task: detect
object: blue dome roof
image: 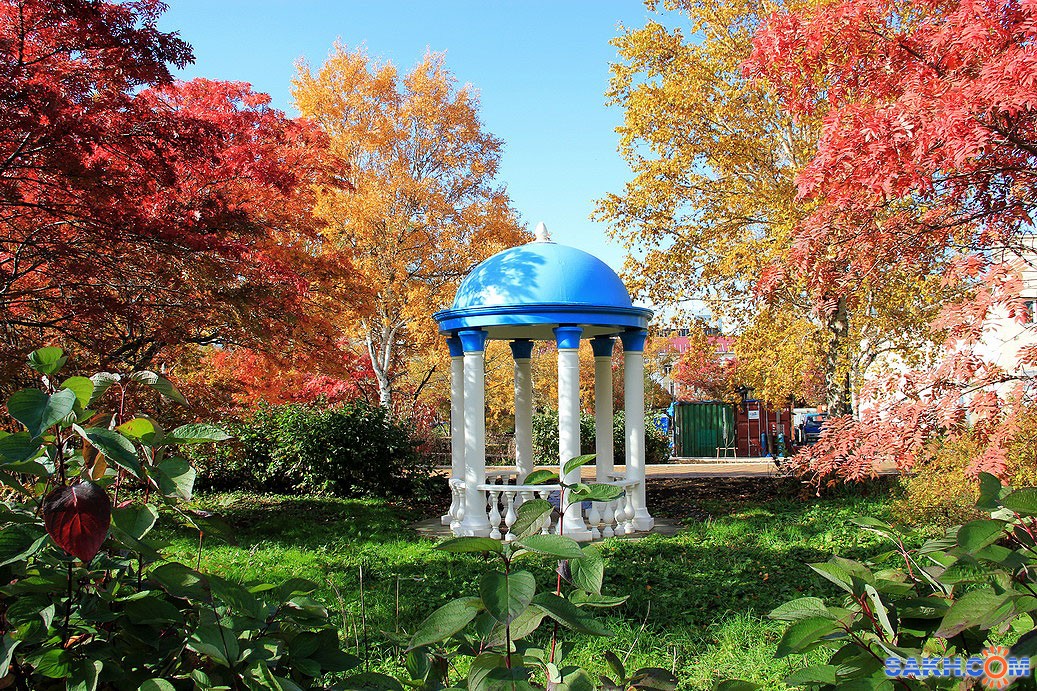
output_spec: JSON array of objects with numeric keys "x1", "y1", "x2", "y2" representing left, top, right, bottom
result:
[
  {"x1": 433, "y1": 237, "x2": 652, "y2": 340},
  {"x1": 452, "y1": 242, "x2": 632, "y2": 310}
]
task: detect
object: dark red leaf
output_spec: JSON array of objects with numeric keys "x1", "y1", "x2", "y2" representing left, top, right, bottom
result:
[{"x1": 43, "y1": 482, "x2": 112, "y2": 562}]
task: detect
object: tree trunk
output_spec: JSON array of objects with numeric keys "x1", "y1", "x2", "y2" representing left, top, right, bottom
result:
[{"x1": 824, "y1": 295, "x2": 852, "y2": 416}]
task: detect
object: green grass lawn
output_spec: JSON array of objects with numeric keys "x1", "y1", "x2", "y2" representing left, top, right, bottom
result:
[{"x1": 163, "y1": 481, "x2": 900, "y2": 689}]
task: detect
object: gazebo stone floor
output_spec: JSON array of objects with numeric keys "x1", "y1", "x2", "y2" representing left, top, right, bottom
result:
[{"x1": 411, "y1": 515, "x2": 683, "y2": 541}]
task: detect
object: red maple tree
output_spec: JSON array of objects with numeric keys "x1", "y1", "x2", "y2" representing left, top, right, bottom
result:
[
  {"x1": 0, "y1": 0, "x2": 342, "y2": 385},
  {"x1": 744, "y1": 0, "x2": 1037, "y2": 484}
]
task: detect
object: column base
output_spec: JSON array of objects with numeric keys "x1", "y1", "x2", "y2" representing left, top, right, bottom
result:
[
  {"x1": 633, "y1": 510, "x2": 654, "y2": 532},
  {"x1": 563, "y1": 526, "x2": 595, "y2": 542},
  {"x1": 458, "y1": 520, "x2": 491, "y2": 537},
  {"x1": 440, "y1": 514, "x2": 452, "y2": 526}
]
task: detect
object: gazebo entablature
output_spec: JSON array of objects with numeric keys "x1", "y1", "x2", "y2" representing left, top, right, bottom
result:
[{"x1": 433, "y1": 224, "x2": 654, "y2": 542}]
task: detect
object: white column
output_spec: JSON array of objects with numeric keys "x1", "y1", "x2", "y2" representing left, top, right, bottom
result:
[
  {"x1": 591, "y1": 337, "x2": 615, "y2": 483},
  {"x1": 555, "y1": 326, "x2": 592, "y2": 541},
  {"x1": 621, "y1": 330, "x2": 654, "y2": 531},
  {"x1": 458, "y1": 329, "x2": 491, "y2": 537},
  {"x1": 511, "y1": 340, "x2": 534, "y2": 482},
  {"x1": 443, "y1": 337, "x2": 465, "y2": 525}
]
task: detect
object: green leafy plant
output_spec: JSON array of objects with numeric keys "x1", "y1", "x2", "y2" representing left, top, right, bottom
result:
[
  {"x1": 398, "y1": 454, "x2": 678, "y2": 690},
  {"x1": 721, "y1": 473, "x2": 1037, "y2": 689},
  {"x1": 190, "y1": 402, "x2": 436, "y2": 501},
  {"x1": 0, "y1": 347, "x2": 368, "y2": 690}
]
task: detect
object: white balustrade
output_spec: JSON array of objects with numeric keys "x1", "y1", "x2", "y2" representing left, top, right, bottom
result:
[{"x1": 452, "y1": 477, "x2": 646, "y2": 542}]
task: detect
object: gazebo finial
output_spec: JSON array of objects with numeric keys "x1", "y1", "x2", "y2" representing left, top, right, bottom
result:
[{"x1": 533, "y1": 221, "x2": 551, "y2": 243}]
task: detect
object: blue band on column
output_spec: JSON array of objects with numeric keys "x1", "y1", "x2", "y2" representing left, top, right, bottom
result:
[
  {"x1": 620, "y1": 329, "x2": 648, "y2": 352},
  {"x1": 553, "y1": 326, "x2": 583, "y2": 350},
  {"x1": 590, "y1": 336, "x2": 615, "y2": 358},
  {"x1": 458, "y1": 329, "x2": 489, "y2": 353},
  {"x1": 446, "y1": 336, "x2": 463, "y2": 357},
  {"x1": 510, "y1": 339, "x2": 534, "y2": 359}
]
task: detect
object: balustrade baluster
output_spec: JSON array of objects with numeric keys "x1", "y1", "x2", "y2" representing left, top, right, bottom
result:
[
  {"x1": 602, "y1": 499, "x2": 616, "y2": 538},
  {"x1": 623, "y1": 490, "x2": 636, "y2": 534},
  {"x1": 488, "y1": 489, "x2": 502, "y2": 540},
  {"x1": 537, "y1": 490, "x2": 552, "y2": 534},
  {"x1": 587, "y1": 502, "x2": 601, "y2": 540},
  {"x1": 503, "y1": 493, "x2": 517, "y2": 541}
]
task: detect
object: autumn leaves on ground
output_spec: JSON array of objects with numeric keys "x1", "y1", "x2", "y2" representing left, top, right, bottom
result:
[{"x1": 2, "y1": 0, "x2": 1037, "y2": 689}]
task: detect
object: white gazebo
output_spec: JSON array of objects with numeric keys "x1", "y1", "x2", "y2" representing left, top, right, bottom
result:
[{"x1": 433, "y1": 224, "x2": 654, "y2": 542}]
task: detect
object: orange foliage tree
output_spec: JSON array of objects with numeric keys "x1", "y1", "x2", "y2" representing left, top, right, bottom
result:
[{"x1": 292, "y1": 46, "x2": 525, "y2": 413}]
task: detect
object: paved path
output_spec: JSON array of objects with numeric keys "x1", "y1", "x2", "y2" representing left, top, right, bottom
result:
[
  {"x1": 436, "y1": 460, "x2": 899, "y2": 479},
  {"x1": 435, "y1": 460, "x2": 783, "y2": 479}
]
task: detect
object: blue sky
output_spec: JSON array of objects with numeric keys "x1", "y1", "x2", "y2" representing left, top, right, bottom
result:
[{"x1": 157, "y1": 1, "x2": 666, "y2": 275}]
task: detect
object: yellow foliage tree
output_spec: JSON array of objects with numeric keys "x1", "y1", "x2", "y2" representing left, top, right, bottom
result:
[
  {"x1": 596, "y1": 0, "x2": 952, "y2": 415},
  {"x1": 292, "y1": 46, "x2": 525, "y2": 411}
]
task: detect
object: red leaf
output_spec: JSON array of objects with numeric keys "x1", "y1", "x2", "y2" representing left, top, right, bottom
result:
[{"x1": 43, "y1": 482, "x2": 112, "y2": 562}]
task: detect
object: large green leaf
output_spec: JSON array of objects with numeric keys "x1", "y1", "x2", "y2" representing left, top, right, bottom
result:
[
  {"x1": 166, "y1": 423, "x2": 231, "y2": 444},
  {"x1": 516, "y1": 534, "x2": 584, "y2": 559},
  {"x1": 562, "y1": 453, "x2": 597, "y2": 477},
  {"x1": 437, "y1": 536, "x2": 503, "y2": 554},
  {"x1": 486, "y1": 603, "x2": 547, "y2": 646},
  {"x1": 783, "y1": 665, "x2": 838, "y2": 686},
  {"x1": 88, "y1": 373, "x2": 121, "y2": 406},
  {"x1": 155, "y1": 457, "x2": 196, "y2": 500},
  {"x1": 138, "y1": 680, "x2": 176, "y2": 691},
  {"x1": 1002, "y1": 487, "x2": 1037, "y2": 516},
  {"x1": 936, "y1": 589, "x2": 1013, "y2": 637},
  {"x1": 628, "y1": 667, "x2": 678, "y2": 690},
  {"x1": 569, "y1": 483, "x2": 625, "y2": 503},
  {"x1": 8, "y1": 388, "x2": 76, "y2": 438},
  {"x1": 570, "y1": 545, "x2": 604, "y2": 594},
  {"x1": 769, "y1": 597, "x2": 836, "y2": 622},
  {"x1": 0, "y1": 431, "x2": 42, "y2": 463},
  {"x1": 112, "y1": 503, "x2": 159, "y2": 541},
  {"x1": 468, "y1": 653, "x2": 532, "y2": 691},
  {"x1": 569, "y1": 590, "x2": 628, "y2": 608},
  {"x1": 976, "y1": 472, "x2": 1004, "y2": 510},
  {"x1": 510, "y1": 499, "x2": 553, "y2": 539},
  {"x1": 129, "y1": 371, "x2": 188, "y2": 406},
  {"x1": 957, "y1": 519, "x2": 1007, "y2": 551},
  {"x1": 774, "y1": 617, "x2": 839, "y2": 658},
  {"x1": 481, "y1": 570, "x2": 536, "y2": 625},
  {"x1": 74, "y1": 426, "x2": 141, "y2": 479},
  {"x1": 60, "y1": 377, "x2": 94, "y2": 409},
  {"x1": 0, "y1": 525, "x2": 47, "y2": 567},
  {"x1": 188, "y1": 624, "x2": 239, "y2": 667},
  {"x1": 27, "y1": 346, "x2": 67, "y2": 375},
  {"x1": 116, "y1": 417, "x2": 159, "y2": 443},
  {"x1": 523, "y1": 469, "x2": 559, "y2": 485},
  {"x1": 409, "y1": 597, "x2": 483, "y2": 650},
  {"x1": 532, "y1": 592, "x2": 612, "y2": 636}
]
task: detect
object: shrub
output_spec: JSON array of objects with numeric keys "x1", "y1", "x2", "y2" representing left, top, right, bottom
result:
[
  {"x1": 0, "y1": 347, "x2": 367, "y2": 689},
  {"x1": 723, "y1": 473, "x2": 1037, "y2": 690},
  {"x1": 192, "y1": 401, "x2": 437, "y2": 501},
  {"x1": 894, "y1": 406, "x2": 1037, "y2": 527},
  {"x1": 531, "y1": 409, "x2": 671, "y2": 467}
]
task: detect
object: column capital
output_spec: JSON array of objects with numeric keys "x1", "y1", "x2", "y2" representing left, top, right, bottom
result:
[
  {"x1": 509, "y1": 339, "x2": 534, "y2": 360},
  {"x1": 620, "y1": 329, "x2": 648, "y2": 352},
  {"x1": 458, "y1": 329, "x2": 489, "y2": 353},
  {"x1": 590, "y1": 336, "x2": 615, "y2": 358},
  {"x1": 446, "y1": 335, "x2": 464, "y2": 357},
  {"x1": 553, "y1": 325, "x2": 583, "y2": 350}
]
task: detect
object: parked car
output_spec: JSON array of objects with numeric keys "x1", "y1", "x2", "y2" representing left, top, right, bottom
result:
[{"x1": 798, "y1": 413, "x2": 828, "y2": 444}]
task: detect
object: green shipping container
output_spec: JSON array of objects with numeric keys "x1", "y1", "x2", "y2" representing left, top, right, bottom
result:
[{"x1": 673, "y1": 402, "x2": 737, "y2": 458}]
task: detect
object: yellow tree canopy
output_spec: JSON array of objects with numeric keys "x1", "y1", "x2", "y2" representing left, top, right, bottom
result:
[{"x1": 292, "y1": 46, "x2": 525, "y2": 411}]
